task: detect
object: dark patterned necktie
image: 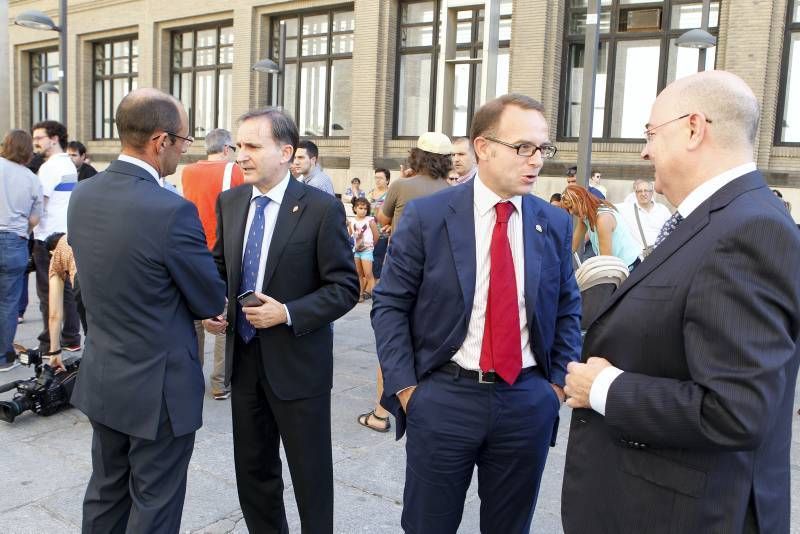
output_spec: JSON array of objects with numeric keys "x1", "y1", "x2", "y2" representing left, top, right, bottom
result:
[
  {"x1": 238, "y1": 196, "x2": 270, "y2": 343},
  {"x1": 479, "y1": 201, "x2": 522, "y2": 384},
  {"x1": 653, "y1": 211, "x2": 684, "y2": 249}
]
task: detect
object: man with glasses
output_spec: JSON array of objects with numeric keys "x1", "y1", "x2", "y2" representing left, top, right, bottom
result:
[
  {"x1": 562, "y1": 71, "x2": 800, "y2": 533},
  {"x1": 67, "y1": 88, "x2": 225, "y2": 533},
  {"x1": 181, "y1": 128, "x2": 243, "y2": 400},
  {"x1": 616, "y1": 178, "x2": 671, "y2": 256},
  {"x1": 373, "y1": 93, "x2": 581, "y2": 532}
]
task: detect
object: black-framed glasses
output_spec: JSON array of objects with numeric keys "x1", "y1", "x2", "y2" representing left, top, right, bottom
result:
[
  {"x1": 483, "y1": 136, "x2": 558, "y2": 159},
  {"x1": 154, "y1": 131, "x2": 194, "y2": 146},
  {"x1": 226, "y1": 144, "x2": 237, "y2": 152},
  {"x1": 643, "y1": 113, "x2": 712, "y2": 142}
]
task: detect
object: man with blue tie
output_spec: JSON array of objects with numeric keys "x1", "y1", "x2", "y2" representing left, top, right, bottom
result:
[
  {"x1": 372, "y1": 94, "x2": 582, "y2": 533},
  {"x1": 204, "y1": 108, "x2": 359, "y2": 533}
]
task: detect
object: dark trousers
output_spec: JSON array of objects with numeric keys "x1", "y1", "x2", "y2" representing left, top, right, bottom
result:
[
  {"x1": 402, "y1": 366, "x2": 560, "y2": 534},
  {"x1": 372, "y1": 235, "x2": 389, "y2": 279},
  {"x1": 231, "y1": 337, "x2": 333, "y2": 534},
  {"x1": 82, "y1": 399, "x2": 195, "y2": 534},
  {"x1": 32, "y1": 240, "x2": 81, "y2": 348}
]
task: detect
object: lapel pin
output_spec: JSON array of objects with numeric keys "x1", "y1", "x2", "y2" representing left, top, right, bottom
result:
[
  {"x1": 535, "y1": 224, "x2": 543, "y2": 233},
  {"x1": 292, "y1": 205, "x2": 299, "y2": 213}
]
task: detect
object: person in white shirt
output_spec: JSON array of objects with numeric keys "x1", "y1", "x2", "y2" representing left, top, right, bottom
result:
[
  {"x1": 615, "y1": 178, "x2": 672, "y2": 255},
  {"x1": 30, "y1": 120, "x2": 81, "y2": 353}
]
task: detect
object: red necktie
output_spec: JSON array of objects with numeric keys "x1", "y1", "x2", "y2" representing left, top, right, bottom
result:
[{"x1": 479, "y1": 201, "x2": 522, "y2": 384}]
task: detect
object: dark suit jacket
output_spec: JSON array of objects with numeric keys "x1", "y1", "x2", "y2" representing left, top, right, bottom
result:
[
  {"x1": 67, "y1": 159, "x2": 226, "y2": 440},
  {"x1": 562, "y1": 171, "x2": 800, "y2": 534},
  {"x1": 372, "y1": 182, "x2": 582, "y2": 439},
  {"x1": 213, "y1": 178, "x2": 359, "y2": 399}
]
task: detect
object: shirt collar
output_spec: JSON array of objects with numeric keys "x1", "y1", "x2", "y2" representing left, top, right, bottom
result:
[
  {"x1": 677, "y1": 162, "x2": 757, "y2": 218},
  {"x1": 251, "y1": 171, "x2": 291, "y2": 205},
  {"x1": 473, "y1": 173, "x2": 522, "y2": 217},
  {"x1": 118, "y1": 154, "x2": 163, "y2": 186}
]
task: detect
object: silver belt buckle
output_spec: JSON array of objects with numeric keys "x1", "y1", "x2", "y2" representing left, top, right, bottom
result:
[{"x1": 478, "y1": 370, "x2": 495, "y2": 384}]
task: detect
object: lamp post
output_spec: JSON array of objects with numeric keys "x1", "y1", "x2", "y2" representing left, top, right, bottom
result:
[
  {"x1": 675, "y1": 0, "x2": 716, "y2": 72},
  {"x1": 252, "y1": 21, "x2": 286, "y2": 108},
  {"x1": 576, "y1": 0, "x2": 601, "y2": 188},
  {"x1": 15, "y1": 1, "x2": 67, "y2": 126}
]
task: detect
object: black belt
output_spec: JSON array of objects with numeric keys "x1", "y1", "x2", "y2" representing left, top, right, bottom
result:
[{"x1": 436, "y1": 362, "x2": 537, "y2": 384}]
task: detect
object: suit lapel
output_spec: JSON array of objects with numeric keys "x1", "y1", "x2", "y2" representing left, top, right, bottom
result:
[
  {"x1": 228, "y1": 186, "x2": 252, "y2": 295},
  {"x1": 445, "y1": 185, "x2": 477, "y2": 324},
  {"x1": 522, "y1": 196, "x2": 546, "y2": 330},
  {"x1": 261, "y1": 179, "x2": 306, "y2": 291}
]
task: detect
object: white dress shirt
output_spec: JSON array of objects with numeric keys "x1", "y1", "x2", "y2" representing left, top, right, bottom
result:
[
  {"x1": 451, "y1": 174, "x2": 536, "y2": 370},
  {"x1": 589, "y1": 161, "x2": 758, "y2": 415},
  {"x1": 118, "y1": 154, "x2": 164, "y2": 187},
  {"x1": 616, "y1": 201, "x2": 673, "y2": 249},
  {"x1": 242, "y1": 172, "x2": 293, "y2": 325}
]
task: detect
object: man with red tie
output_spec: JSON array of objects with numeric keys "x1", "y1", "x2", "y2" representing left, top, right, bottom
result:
[{"x1": 372, "y1": 94, "x2": 581, "y2": 533}]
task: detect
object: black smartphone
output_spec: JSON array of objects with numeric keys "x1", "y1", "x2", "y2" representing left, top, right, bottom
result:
[{"x1": 237, "y1": 290, "x2": 262, "y2": 307}]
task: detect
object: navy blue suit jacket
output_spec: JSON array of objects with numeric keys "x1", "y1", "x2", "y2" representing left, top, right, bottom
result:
[
  {"x1": 68, "y1": 160, "x2": 226, "y2": 440},
  {"x1": 372, "y1": 181, "x2": 582, "y2": 439},
  {"x1": 562, "y1": 171, "x2": 800, "y2": 533}
]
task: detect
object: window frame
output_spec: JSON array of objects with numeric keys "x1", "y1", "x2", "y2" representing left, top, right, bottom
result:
[
  {"x1": 775, "y1": 0, "x2": 800, "y2": 146},
  {"x1": 267, "y1": 5, "x2": 355, "y2": 139},
  {"x1": 169, "y1": 21, "x2": 234, "y2": 140},
  {"x1": 393, "y1": 1, "x2": 511, "y2": 139},
  {"x1": 92, "y1": 35, "x2": 139, "y2": 140},
  {"x1": 29, "y1": 47, "x2": 59, "y2": 127},
  {"x1": 558, "y1": 0, "x2": 720, "y2": 143}
]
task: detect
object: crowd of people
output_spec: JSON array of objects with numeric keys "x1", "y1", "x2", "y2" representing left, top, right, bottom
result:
[{"x1": 0, "y1": 69, "x2": 798, "y2": 534}]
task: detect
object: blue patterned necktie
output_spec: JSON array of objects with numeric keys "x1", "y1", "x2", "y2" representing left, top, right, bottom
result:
[
  {"x1": 238, "y1": 196, "x2": 270, "y2": 343},
  {"x1": 653, "y1": 211, "x2": 684, "y2": 249}
]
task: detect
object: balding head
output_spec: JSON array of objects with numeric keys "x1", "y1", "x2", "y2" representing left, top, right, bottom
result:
[
  {"x1": 658, "y1": 70, "x2": 759, "y2": 150},
  {"x1": 116, "y1": 88, "x2": 186, "y2": 150}
]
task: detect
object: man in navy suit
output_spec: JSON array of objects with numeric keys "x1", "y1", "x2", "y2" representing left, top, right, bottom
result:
[
  {"x1": 562, "y1": 71, "x2": 800, "y2": 533},
  {"x1": 372, "y1": 94, "x2": 582, "y2": 533},
  {"x1": 68, "y1": 88, "x2": 226, "y2": 533}
]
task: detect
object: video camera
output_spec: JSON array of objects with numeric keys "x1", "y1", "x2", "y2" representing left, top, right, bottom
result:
[{"x1": 0, "y1": 344, "x2": 80, "y2": 423}]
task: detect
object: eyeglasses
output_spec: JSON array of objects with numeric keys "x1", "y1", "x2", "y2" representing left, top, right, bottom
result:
[
  {"x1": 483, "y1": 136, "x2": 558, "y2": 159},
  {"x1": 643, "y1": 113, "x2": 712, "y2": 142},
  {"x1": 635, "y1": 189, "x2": 653, "y2": 194},
  {"x1": 154, "y1": 131, "x2": 195, "y2": 146},
  {"x1": 226, "y1": 144, "x2": 237, "y2": 152}
]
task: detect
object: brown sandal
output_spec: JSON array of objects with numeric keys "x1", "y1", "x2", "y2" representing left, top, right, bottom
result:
[{"x1": 357, "y1": 410, "x2": 391, "y2": 433}]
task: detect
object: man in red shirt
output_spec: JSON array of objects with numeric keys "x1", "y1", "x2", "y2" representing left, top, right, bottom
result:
[{"x1": 182, "y1": 128, "x2": 243, "y2": 399}]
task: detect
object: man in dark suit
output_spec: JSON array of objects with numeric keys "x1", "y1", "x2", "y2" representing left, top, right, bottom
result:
[
  {"x1": 203, "y1": 108, "x2": 358, "y2": 533},
  {"x1": 372, "y1": 94, "x2": 582, "y2": 533},
  {"x1": 67, "y1": 88, "x2": 226, "y2": 533},
  {"x1": 562, "y1": 71, "x2": 800, "y2": 533}
]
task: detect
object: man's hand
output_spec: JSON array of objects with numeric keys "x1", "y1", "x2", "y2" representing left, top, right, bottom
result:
[
  {"x1": 397, "y1": 386, "x2": 417, "y2": 413},
  {"x1": 203, "y1": 315, "x2": 227, "y2": 335},
  {"x1": 380, "y1": 224, "x2": 392, "y2": 235},
  {"x1": 49, "y1": 354, "x2": 66, "y2": 373},
  {"x1": 242, "y1": 292, "x2": 288, "y2": 329},
  {"x1": 551, "y1": 383, "x2": 566, "y2": 404},
  {"x1": 564, "y1": 357, "x2": 612, "y2": 409}
]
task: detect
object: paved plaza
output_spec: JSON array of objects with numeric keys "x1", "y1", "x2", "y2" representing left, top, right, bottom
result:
[{"x1": 2, "y1": 279, "x2": 800, "y2": 533}]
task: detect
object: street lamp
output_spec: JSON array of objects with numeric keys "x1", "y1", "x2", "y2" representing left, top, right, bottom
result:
[
  {"x1": 15, "y1": 1, "x2": 67, "y2": 125},
  {"x1": 252, "y1": 21, "x2": 286, "y2": 108},
  {"x1": 37, "y1": 82, "x2": 60, "y2": 94},
  {"x1": 675, "y1": 0, "x2": 716, "y2": 72}
]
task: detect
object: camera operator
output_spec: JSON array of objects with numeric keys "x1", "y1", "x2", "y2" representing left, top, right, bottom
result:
[{"x1": 45, "y1": 232, "x2": 83, "y2": 371}]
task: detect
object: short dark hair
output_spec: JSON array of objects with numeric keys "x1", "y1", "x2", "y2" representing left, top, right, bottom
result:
[
  {"x1": 470, "y1": 93, "x2": 545, "y2": 142},
  {"x1": 550, "y1": 193, "x2": 562, "y2": 203},
  {"x1": 351, "y1": 177, "x2": 361, "y2": 184},
  {"x1": 238, "y1": 107, "x2": 299, "y2": 156},
  {"x1": 67, "y1": 141, "x2": 87, "y2": 156},
  {"x1": 31, "y1": 120, "x2": 68, "y2": 149},
  {"x1": 374, "y1": 168, "x2": 391, "y2": 184},
  {"x1": 297, "y1": 139, "x2": 319, "y2": 160},
  {"x1": 591, "y1": 169, "x2": 600, "y2": 176},
  {"x1": 352, "y1": 197, "x2": 370, "y2": 211},
  {"x1": 116, "y1": 90, "x2": 183, "y2": 150},
  {"x1": 406, "y1": 147, "x2": 452, "y2": 181},
  {"x1": 1, "y1": 129, "x2": 34, "y2": 165},
  {"x1": 566, "y1": 166, "x2": 577, "y2": 176}
]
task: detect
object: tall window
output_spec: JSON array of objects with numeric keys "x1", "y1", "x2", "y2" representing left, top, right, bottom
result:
[
  {"x1": 171, "y1": 24, "x2": 234, "y2": 139},
  {"x1": 269, "y1": 9, "x2": 355, "y2": 137},
  {"x1": 94, "y1": 37, "x2": 139, "y2": 139},
  {"x1": 561, "y1": 0, "x2": 718, "y2": 140},
  {"x1": 395, "y1": 0, "x2": 512, "y2": 138},
  {"x1": 778, "y1": 0, "x2": 800, "y2": 143},
  {"x1": 30, "y1": 49, "x2": 59, "y2": 125}
]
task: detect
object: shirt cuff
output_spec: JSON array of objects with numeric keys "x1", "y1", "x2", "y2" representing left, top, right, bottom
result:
[
  {"x1": 283, "y1": 305, "x2": 292, "y2": 326},
  {"x1": 589, "y1": 366, "x2": 624, "y2": 416}
]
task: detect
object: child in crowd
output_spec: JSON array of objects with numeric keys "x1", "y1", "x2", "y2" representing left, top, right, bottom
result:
[{"x1": 349, "y1": 197, "x2": 379, "y2": 303}]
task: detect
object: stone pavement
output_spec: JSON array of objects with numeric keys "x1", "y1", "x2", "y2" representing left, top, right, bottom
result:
[{"x1": 2, "y1": 278, "x2": 800, "y2": 533}]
